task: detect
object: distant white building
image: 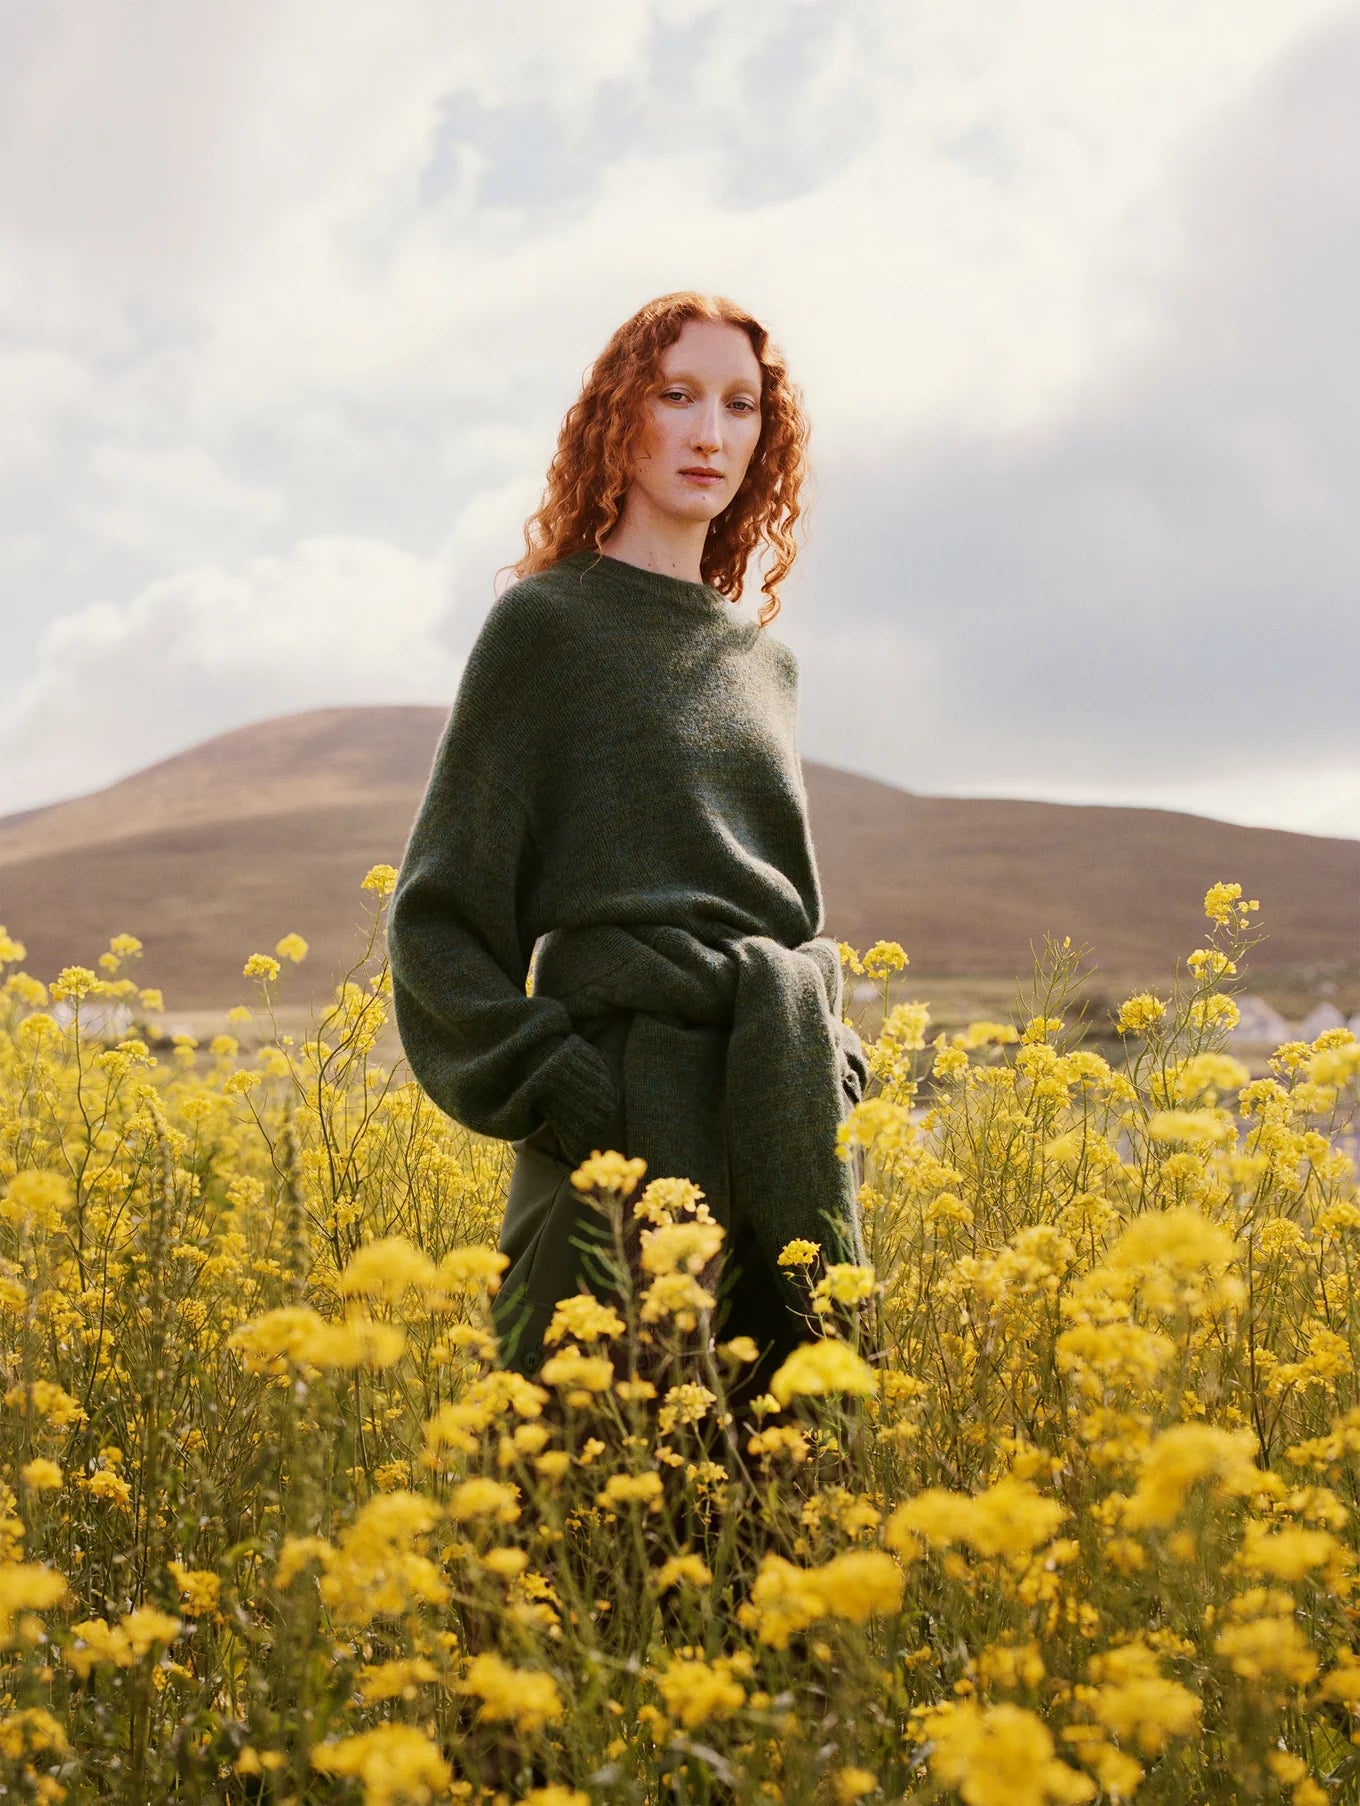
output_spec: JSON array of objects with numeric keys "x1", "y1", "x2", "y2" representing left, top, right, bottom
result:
[
  {"x1": 49, "y1": 999, "x2": 135, "y2": 1040},
  {"x1": 1298, "y1": 1001, "x2": 1347, "y2": 1040},
  {"x1": 1228, "y1": 994, "x2": 1294, "y2": 1051}
]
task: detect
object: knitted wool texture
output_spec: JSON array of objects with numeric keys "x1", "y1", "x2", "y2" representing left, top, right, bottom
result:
[{"x1": 388, "y1": 550, "x2": 868, "y2": 1310}]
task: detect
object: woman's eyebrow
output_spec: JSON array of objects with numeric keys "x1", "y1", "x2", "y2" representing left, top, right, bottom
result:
[{"x1": 660, "y1": 370, "x2": 760, "y2": 393}]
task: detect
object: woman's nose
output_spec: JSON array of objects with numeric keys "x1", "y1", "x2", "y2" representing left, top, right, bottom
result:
[{"x1": 692, "y1": 409, "x2": 722, "y2": 452}]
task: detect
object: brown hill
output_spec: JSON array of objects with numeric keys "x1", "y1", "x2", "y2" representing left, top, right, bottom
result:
[{"x1": 1, "y1": 705, "x2": 1356, "y2": 1013}]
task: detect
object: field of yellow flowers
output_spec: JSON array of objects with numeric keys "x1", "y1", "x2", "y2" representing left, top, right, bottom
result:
[{"x1": 0, "y1": 872, "x2": 1358, "y2": 1805}]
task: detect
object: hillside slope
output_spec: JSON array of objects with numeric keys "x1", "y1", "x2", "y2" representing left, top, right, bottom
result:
[{"x1": 1, "y1": 706, "x2": 1356, "y2": 1009}]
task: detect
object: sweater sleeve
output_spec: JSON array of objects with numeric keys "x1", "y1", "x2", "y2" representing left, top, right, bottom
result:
[
  {"x1": 387, "y1": 615, "x2": 620, "y2": 1163},
  {"x1": 837, "y1": 1017, "x2": 869, "y2": 1106}
]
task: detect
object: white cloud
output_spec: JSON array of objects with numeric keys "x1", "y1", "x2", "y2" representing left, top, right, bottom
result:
[
  {"x1": 0, "y1": 536, "x2": 457, "y2": 812},
  {"x1": 80, "y1": 443, "x2": 285, "y2": 556},
  {"x1": 0, "y1": 0, "x2": 1356, "y2": 840},
  {"x1": 0, "y1": 347, "x2": 89, "y2": 473}
]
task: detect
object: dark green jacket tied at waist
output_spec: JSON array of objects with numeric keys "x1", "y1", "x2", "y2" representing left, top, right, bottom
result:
[
  {"x1": 531, "y1": 919, "x2": 867, "y2": 1262},
  {"x1": 387, "y1": 548, "x2": 868, "y2": 1360}
]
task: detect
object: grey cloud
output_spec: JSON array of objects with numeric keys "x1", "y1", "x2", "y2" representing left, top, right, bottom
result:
[{"x1": 789, "y1": 10, "x2": 1360, "y2": 807}]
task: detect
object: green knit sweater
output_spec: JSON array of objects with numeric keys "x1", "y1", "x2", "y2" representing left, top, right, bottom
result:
[{"x1": 388, "y1": 549, "x2": 868, "y2": 1307}]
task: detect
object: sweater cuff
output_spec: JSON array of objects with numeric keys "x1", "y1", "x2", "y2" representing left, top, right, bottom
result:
[
  {"x1": 838, "y1": 1019, "x2": 870, "y2": 1106},
  {"x1": 540, "y1": 1033, "x2": 621, "y2": 1168}
]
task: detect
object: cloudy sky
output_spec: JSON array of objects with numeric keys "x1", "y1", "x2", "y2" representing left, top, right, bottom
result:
[{"x1": 2, "y1": 0, "x2": 1357, "y2": 837}]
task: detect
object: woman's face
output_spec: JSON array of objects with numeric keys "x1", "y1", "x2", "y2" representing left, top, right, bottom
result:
[{"x1": 626, "y1": 319, "x2": 764, "y2": 528}]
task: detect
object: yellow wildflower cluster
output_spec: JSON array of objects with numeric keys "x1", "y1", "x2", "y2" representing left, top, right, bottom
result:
[{"x1": 0, "y1": 882, "x2": 1351, "y2": 1799}]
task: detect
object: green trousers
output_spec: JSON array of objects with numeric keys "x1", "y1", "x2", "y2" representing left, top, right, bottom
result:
[{"x1": 490, "y1": 1008, "x2": 812, "y2": 1397}]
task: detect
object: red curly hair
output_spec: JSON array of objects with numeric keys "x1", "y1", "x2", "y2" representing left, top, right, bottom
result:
[{"x1": 500, "y1": 291, "x2": 810, "y2": 627}]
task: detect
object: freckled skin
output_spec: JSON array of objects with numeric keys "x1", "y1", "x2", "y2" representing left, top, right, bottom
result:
[{"x1": 600, "y1": 318, "x2": 764, "y2": 585}]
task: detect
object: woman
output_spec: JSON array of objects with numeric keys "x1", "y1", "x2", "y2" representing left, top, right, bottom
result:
[{"x1": 387, "y1": 290, "x2": 868, "y2": 1404}]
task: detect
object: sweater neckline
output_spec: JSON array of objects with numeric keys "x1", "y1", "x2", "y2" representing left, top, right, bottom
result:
[{"x1": 556, "y1": 549, "x2": 733, "y2": 618}]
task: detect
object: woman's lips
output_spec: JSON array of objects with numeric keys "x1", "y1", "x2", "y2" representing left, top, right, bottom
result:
[{"x1": 681, "y1": 471, "x2": 722, "y2": 484}]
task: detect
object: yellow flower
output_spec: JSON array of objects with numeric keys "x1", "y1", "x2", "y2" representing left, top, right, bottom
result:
[
  {"x1": 434, "y1": 1245, "x2": 509, "y2": 1293},
  {"x1": 654, "y1": 1654, "x2": 746, "y2": 1728},
  {"x1": 1213, "y1": 1613, "x2": 1318, "y2": 1688},
  {"x1": 880, "y1": 1000, "x2": 931, "y2": 1051},
  {"x1": 863, "y1": 940, "x2": 909, "y2": 980},
  {"x1": 1121, "y1": 1424, "x2": 1261, "y2": 1530},
  {"x1": 1080, "y1": 1640, "x2": 1201, "y2": 1755},
  {"x1": 50, "y1": 965, "x2": 101, "y2": 1001},
  {"x1": 1236, "y1": 1520, "x2": 1346, "y2": 1582},
  {"x1": 319, "y1": 1494, "x2": 447, "y2": 1627},
  {"x1": 769, "y1": 1339, "x2": 877, "y2": 1405},
  {"x1": 1145, "y1": 1108, "x2": 1236, "y2": 1147},
  {"x1": 1187, "y1": 947, "x2": 1236, "y2": 982},
  {"x1": 1116, "y1": 993, "x2": 1167, "y2": 1036},
  {"x1": 539, "y1": 1345, "x2": 614, "y2": 1393},
  {"x1": 273, "y1": 1536, "x2": 332, "y2": 1589},
  {"x1": 355, "y1": 1657, "x2": 439, "y2": 1704},
  {"x1": 361, "y1": 864, "x2": 398, "y2": 894},
  {"x1": 227, "y1": 1306, "x2": 405, "y2": 1374},
  {"x1": 925, "y1": 1192, "x2": 974, "y2": 1230},
  {"x1": 1203, "y1": 881, "x2": 1258, "y2": 924},
  {"x1": 338, "y1": 1236, "x2": 438, "y2": 1302},
  {"x1": 638, "y1": 1271, "x2": 715, "y2": 1328},
  {"x1": 926, "y1": 1699, "x2": 1096, "y2": 1806},
  {"x1": 640, "y1": 1218, "x2": 724, "y2": 1275},
  {"x1": 1316, "y1": 1658, "x2": 1360, "y2": 1706},
  {"x1": 544, "y1": 1294, "x2": 626, "y2": 1343},
  {"x1": 460, "y1": 1652, "x2": 563, "y2": 1732},
  {"x1": 571, "y1": 1149, "x2": 647, "y2": 1196},
  {"x1": 746, "y1": 1424, "x2": 811, "y2": 1465},
  {"x1": 64, "y1": 1608, "x2": 181, "y2": 1678},
  {"x1": 1097, "y1": 1204, "x2": 1242, "y2": 1317},
  {"x1": 819, "y1": 1549, "x2": 905, "y2": 1622},
  {"x1": 19, "y1": 1459, "x2": 62, "y2": 1491},
  {"x1": 167, "y1": 1561, "x2": 221, "y2": 1616},
  {"x1": 741, "y1": 1550, "x2": 903, "y2": 1648},
  {"x1": 0, "y1": 1564, "x2": 67, "y2": 1640},
  {"x1": 0, "y1": 1170, "x2": 71, "y2": 1233},
  {"x1": 242, "y1": 953, "x2": 281, "y2": 982},
  {"x1": 1156, "y1": 1052, "x2": 1250, "y2": 1104},
  {"x1": 813, "y1": 1263, "x2": 877, "y2": 1308},
  {"x1": 615, "y1": 1378, "x2": 658, "y2": 1403},
  {"x1": 3, "y1": 1380, "x2": 83, "y2": 1431},
  {"x1": 777, "y1": 1239, "x2": 821, "y2": 1267},
  {"x1": 518, "y1": 1791, "x2": 590, "y2": 1806},
  {"x1": 634, "y1": 1176, "x2": 709, "y2": 1224},
  {"x1": 932, "y1": 1039, "x2": 970, "y2": 1081},
  {"x1": 479, "y1": 1547, "x2": 529, "y2": 1579},
  {"x1": 720, "y1": 1335, "x2": 760, "y2": 1363},
  {"x1": 1309, "y1": 1041, "x2": 1360, "y2": 1088},
  {"x1": 835, "y1": 1770, "x2": 878, "y2": 1804},
  {"x1": 0, "y1": 1708, "x2": 68, "y2": 1761},
  {"x1": 961, "y1": 1020, "x2": 1019, "y2": 1049},
  {"x1": 311, "y1": 1723, "x2": 452, "y2": 1804},
  {"x1": 597, "y1": 1472, "x2": 665, "y2": 1511},
  {"x1": 448, "y1": 1478, "x2": 521, "y2": 1524},
  {"x1": 653, "y1": 1552, "x2": 713, "y2": 1591},
  {"x1": 887, "y1": 1476, "x2": 1066, "y2": 1563},
  {"x1": 82, "y1": 1469, "x2": 133, "y2": 1510},
  {"x1": 658, "y1": 1382, "x2": 716, "y2": 1434}
]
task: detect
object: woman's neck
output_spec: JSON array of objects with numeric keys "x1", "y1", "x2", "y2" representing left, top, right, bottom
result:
[{"x1": 596, "y1": 522, "x2": 709, "y2": 586}]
